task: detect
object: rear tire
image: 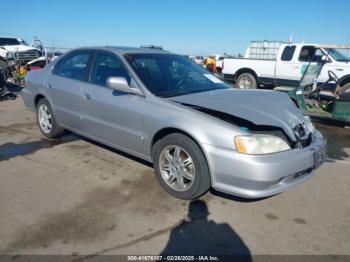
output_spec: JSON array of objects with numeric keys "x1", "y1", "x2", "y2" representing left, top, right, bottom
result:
[
  {"x1": 153, "y1": 133, "x2": 211, "y2": 200},
  {"x1": 36, "y1": 98, "x2": 64, "y2": 138},
  {"x1": 236, "y1": 73, "x2": 257, "y2": 89}
]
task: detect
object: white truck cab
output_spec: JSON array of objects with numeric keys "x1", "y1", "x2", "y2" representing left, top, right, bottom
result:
[
  {"x1": 0, "y1": 36, "x2": 41, "y2": 78},
  {"x1": 222, "y1": 43, "x2": 350, "y2": 90}
]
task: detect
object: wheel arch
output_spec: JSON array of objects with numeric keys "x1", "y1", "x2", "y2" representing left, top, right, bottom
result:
[
  {"x1": 150, "y1": 127, "x2": 213, "y2": 184},
  {"x1": 33, "y1": 93, "x2": 57, "y2": 116},
  {"x1": 338, "y1": 74, "x2": 350, "y2": 87},
  {"x1": 34, "y1": 94, "x2": 46, "y2": 108},
  {"x1": 151, "y1": 127, "x2": 205, "y2": 157},
  {"x1": 234, "y1": 68, "x2": 258, "y2": 82}
]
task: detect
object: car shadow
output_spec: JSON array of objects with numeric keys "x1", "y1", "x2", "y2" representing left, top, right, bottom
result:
[
  {"x1": 0, "y1": 134, "x2": 76, "y2": 161},
  {"x1": 160, "y1": 200, "x2": 251, "y2": 261},
  {"x1": 78, "y1": 135, "x2": 153, "y2": 168}
]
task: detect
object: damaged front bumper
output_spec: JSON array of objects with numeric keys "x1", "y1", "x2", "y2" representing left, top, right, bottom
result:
[{"x1": 203, "y1": 130, "x2": 326, "y2": 198}]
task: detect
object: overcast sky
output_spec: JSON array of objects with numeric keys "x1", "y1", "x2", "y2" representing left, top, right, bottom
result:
[{"x1": 3, "y1": 0, "x2": 350, "y2": 55}]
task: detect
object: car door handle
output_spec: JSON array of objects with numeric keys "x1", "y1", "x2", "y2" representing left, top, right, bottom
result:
[
  {"x1": 336, "y1": 68, "x2": 344, "y2": 71},
  {"x1": 83, "y1": 93, "x2": 92, "y2": 100},
  {"x1": 46, "y1": 83, "x2": 52, "y2": 89}
]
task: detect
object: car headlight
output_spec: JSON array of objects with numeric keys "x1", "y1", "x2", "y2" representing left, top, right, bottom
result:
[
  {"x1": 235, "y1": 134, "x2": 291, "y2": 155},
  {"x1": 6, "y1": 52, "x2": 14, "y2": 59}
]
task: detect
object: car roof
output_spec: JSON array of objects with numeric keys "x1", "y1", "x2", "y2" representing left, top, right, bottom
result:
[
  {"x1": 280, "y1": 43, "x2": 350, "y2": 49},
  {"x1": 313, "y1": 44, "x2": 350, "y2": 49},
  {"x1": 72, "y1": 46, "x2": 172, "y2": 55},
  {"x1": 0, "y1": 36, "x2": 20, "y2": 39}
]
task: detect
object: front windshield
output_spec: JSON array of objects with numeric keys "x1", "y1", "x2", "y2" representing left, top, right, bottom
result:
[
  {"x1": 125, "y1": 53, "x2": 230, "y2": 97},
  {"x1": 18, "y1": 39, "x2": 29, "y2": 46},
  {"x1": 0, "y1": 38, "x2": 21, "y2": 46},
  {"x1": 325, "y1": 48, "x2": 350, "y2": 62}
]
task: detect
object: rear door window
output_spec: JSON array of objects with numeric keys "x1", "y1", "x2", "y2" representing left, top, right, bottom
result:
[
  {"x1": 55, "y1": 52, "x2": 91, "y2": 81},
  {"x1": 281, "y1": 46, "x2": 296, "y2": 61}
]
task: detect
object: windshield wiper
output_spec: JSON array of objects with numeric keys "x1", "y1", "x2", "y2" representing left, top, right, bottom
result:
[
  {"x1": 161, "y1": 91, "x2": 193, "y2": 98},
  {"x1": 161, "y1": 87, "x2": 227, "y2": 98}
]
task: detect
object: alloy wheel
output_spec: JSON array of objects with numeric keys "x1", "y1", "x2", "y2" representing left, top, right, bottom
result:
[
  {"x1": 159, "y1": 145, "x2": 195, "y2": 192},
  {"x1": 239, "y1": 77, "x2": 252, "y2": 89},
  {"x1": 38, "y1": 104, "x2": 52, "y2": 134}
]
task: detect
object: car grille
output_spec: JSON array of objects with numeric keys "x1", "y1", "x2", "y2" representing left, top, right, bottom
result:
[
  {"x1": 15, "y1": 50, "x2": 39, "y2": 61},
  {"x1": 293, "y1": 123, "x2": 313, "y2": 149}
]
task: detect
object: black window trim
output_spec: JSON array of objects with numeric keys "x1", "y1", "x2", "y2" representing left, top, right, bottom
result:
[{"x1": 52, "y1": 50, "x2": 94, "y2": 82}]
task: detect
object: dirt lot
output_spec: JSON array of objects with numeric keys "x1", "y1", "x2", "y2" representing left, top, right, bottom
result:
[{"x1": 0, "y1": 95, "x2": 349, "y2": 258}]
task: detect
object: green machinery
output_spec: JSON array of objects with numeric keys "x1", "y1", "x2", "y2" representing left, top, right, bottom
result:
[{"x1": 275, "y1": 45, "x2": 350, "y2": 126}]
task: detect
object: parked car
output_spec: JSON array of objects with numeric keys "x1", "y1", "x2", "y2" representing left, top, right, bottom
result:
[
  {"x1": 22, "y1": 47, "x2": 326, "y2": 200},
  {"x1": 222, "y1": 43, "x2": 350, "y2": 89}
]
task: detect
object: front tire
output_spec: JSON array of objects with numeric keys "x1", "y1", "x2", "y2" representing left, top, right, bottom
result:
[
  {"x1": 153, "y1": 133, "x2": 211, "y2": 200},
  {"x1": 36, "y1": 98, "x2": 64, "y2": 138},
  {"x1": 236, "y1": 73, "x2": 257, "y2": 89}
]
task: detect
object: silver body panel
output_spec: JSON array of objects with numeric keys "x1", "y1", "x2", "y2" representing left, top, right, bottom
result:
[{"x1": 22, "y1": 46, "x2": 326, "y2": 198}]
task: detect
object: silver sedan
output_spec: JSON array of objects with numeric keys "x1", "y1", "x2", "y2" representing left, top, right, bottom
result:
[{"x1": 22, "y1": 47, "x2": 326, "y2": 199}]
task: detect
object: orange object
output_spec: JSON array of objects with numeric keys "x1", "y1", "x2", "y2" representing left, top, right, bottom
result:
[
  {"x1": 204, "y1": 57, "x2": 216, "y2": 73},
  {"x1": 18, "y1": 66, "x2": 28, "y2": 75},
  {"x1": 235, "y1": 137, "x2": 247, "y2": 153}
]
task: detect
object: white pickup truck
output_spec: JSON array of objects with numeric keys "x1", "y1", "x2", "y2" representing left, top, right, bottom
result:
[
  {"x1": 0, "y1": 36, "x2": 41, "y2": 78},
  {"x1": 222, "y1": 43, "x2": 350, "y2": 90}
]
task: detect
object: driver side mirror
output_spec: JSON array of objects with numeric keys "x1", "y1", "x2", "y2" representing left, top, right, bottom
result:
[
  {"x1": 321, "y1": 55, "x2": 332, "y2": 63},
  {"x1": 106, "y1": 77, "x2": 143, "y2": 96}
]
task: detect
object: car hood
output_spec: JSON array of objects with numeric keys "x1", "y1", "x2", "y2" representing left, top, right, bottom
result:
[
  {"x1": 169, "y1": 89, "x2": 306, "y2": 140},
  {"x1": 0, "y1": 45, "x2": 38, "y2": 52}
]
